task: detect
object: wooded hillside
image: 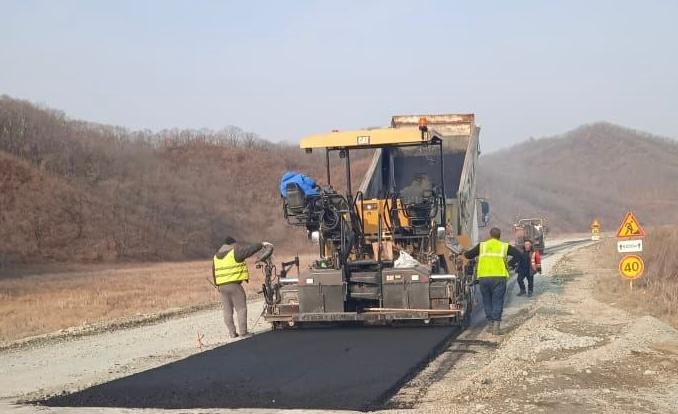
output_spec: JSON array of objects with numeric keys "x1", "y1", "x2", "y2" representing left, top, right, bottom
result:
[
  {"x1": 0, "y1": 96, "x2": 367, "y2": 265},
  {"x1": 479, "y1": 122, "x2": 678, "y2": 234},
  {"x1": 4, "y1": 96, "x2": 677, "y2": 265}
]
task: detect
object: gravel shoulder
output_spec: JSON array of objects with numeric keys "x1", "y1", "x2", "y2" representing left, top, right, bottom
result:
[
  {"x1": 387, "y1": 240, "x2": 678, "y2": 413},
  {"x1": 0, "y1": 297, "x2": 270, "y2": 403}
]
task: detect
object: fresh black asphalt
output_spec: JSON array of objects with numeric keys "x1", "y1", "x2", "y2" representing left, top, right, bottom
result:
[{"x1": 42, "y1": 326, "x2": 458, "y2": 411}]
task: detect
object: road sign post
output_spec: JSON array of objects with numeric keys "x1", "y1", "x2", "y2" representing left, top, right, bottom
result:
[
  {"x1": 619, "y1": 254, "x2": 644, "y2": 279},
  {"x1": 616, "y1": 211, "x2": 646, "y2": 239},
  {"x1": 619, "y1": 254, "x2": 645, "y2": 290},
  {"x1": 617, "y1": 239, "x2": 642, "y2": 253},
  {"x1": 591, "y1": 219, "x2": 600, "y2": 241},
  {"x1": 615, "y1": 211, "x2": 646, "y2": 291}
]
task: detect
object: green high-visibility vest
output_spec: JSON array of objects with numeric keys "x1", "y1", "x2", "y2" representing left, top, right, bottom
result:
[
  {"x1": 477, "y1": 239, "x2": 510, "y2": 278},
  {"x1": 213, "y1": 250, "x2": 249, "y2": 286}
]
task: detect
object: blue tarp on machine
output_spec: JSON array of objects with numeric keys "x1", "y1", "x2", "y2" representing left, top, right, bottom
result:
[{"x1": 280, "y1": 171, "x2": 320, "y2": 197}]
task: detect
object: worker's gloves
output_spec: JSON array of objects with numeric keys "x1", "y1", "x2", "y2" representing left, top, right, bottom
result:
[{"x1": 256, "y1": 242, "x2": 275, "y2": 263}]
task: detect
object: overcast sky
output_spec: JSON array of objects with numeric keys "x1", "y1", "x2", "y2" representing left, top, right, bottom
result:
[{"x1": 2, "y1": 1, "x2": 677, "y2": 151}]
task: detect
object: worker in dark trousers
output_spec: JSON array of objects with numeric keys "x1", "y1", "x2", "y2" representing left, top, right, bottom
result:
[
  {"x1": 464, "y1": 227, "x2": 523, "y2": 335},
  {"x1": 212, "y1": 236, "x2": 269, "y2": 339},
  {"x1": 510, "y1": 239, "x2": 542, "y2": 297}
]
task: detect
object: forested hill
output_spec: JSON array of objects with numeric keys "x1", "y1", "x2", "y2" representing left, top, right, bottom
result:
[
  {"x1": 479, "y1": 122, "x2": 678, "y2": 234},
  {"x1": 0, "y1": 96, "x2": 368, "y2": 264},
  {"x1": 4, "y1": 96, "x2": 677, "y2": 264}
]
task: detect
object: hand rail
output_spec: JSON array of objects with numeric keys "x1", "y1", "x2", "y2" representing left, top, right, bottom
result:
[{"x1": 352, "y1": 190, "x2": 366, "y2": 245}]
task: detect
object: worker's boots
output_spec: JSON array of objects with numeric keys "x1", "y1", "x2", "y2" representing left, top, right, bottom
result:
[
  {"x1": 493, "y1": 321, "x2": 502, "y2": 335},
  {"x1": 517, "y1": 290, "x2": 526, "y2": 297},
  {"x1": 487, "y1": 321, "x2": 497, "y2": 335}
]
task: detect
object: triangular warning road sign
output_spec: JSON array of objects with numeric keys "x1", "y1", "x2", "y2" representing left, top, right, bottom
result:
[{"x1": 616, "y1": 211, "x2": 646, "y2": 239}]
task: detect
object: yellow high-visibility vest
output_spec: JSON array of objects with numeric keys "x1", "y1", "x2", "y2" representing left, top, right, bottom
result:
[
  {"x1": 477, "y1": 239, "x2": 510, "y2": 278},
  {"x1": 213, "y1": 250, "x2": 249, "y2": 286}
]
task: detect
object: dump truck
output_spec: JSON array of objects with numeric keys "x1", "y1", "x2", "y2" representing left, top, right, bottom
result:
[
  {"x1": 513, "y1": 218, "x2": 546, "y2": 254},
  {"x1": 262, "y1": 114, "x2": 489, "y2": 328}
]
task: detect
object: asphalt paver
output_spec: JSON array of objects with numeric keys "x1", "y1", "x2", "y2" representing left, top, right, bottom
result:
[{"x1": 42, "y1": 326, "x2": 458, "y2": 411}]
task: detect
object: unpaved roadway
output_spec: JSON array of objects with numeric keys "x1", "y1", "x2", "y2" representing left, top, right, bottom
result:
[
  {"x1": 2, "y1": 237, "x2": 675, "y2": 413},
  {"x1": 0, "y1": 293, "x2": 271, "y2": 403},
  {"x1": 387, "y1": 242, "x2": 678, "y2": 413}
]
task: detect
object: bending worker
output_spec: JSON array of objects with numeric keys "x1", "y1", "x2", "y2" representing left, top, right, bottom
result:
[
  {"x1": 212, "y1": 236, "x2": 270, "y2": 339},
  {"x1": 464, "y1": 227, "x2": 523, "y2": 335}
]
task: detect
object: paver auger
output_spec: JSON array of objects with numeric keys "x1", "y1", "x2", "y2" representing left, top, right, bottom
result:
[{"x1": 263, "y1": 114, "x2": 490, "y2": 328}]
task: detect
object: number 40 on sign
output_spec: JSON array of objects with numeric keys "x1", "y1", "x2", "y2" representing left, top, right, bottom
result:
[{"x1": 619, "y1": 255, "x2": 644, "y2": 280}]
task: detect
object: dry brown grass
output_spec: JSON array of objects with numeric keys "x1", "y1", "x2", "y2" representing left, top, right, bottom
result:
[
  {"x1": 640, "y1": 227, "x2": 678, "y2": 319},
  {"x1": 0, "y1": 250, "x2": 314, "y2": 343},
  {"x1": 0, "y1": 261, "x2": 219, "y2": 342},
  {"x1": 593, "y1": 226, "x2": 678, "y2": 328}
]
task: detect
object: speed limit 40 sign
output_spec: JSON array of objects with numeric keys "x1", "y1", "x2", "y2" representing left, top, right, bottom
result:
[{"x1": 619, "y1": 255, "x2": 644, "y2": 279}]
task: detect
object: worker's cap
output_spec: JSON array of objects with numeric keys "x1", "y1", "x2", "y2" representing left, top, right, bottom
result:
[{"x1": 223, "y1": 236, "x2": 236, "y2": 245}]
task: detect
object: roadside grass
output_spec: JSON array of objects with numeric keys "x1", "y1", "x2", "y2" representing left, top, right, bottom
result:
[
  {"x1": 0, "y1": 249, "x2": 312, "y2": 343},
  {"x1": 594, "y1": 226, "x2": 678, "y2": 328}
]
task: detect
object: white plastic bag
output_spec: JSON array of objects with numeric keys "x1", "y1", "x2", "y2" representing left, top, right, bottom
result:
[{"x1": 394, "y1": 251, "x2": 421, "y2": 268}]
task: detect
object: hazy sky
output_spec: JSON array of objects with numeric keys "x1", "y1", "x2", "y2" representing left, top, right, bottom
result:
[{"x1": 2, "y1": 1, "x2": 677, "y2": 151}]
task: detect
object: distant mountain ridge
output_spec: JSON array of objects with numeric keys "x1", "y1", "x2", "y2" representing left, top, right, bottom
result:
[
  {"x1": 479, "y1": 122, "x2": 678, "y2": 235},
  {"x1": 3, "y1": 95, "x2": 676, "y2": 263}
]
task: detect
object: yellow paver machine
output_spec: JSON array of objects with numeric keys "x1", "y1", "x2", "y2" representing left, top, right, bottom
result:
[{"x1": 263, "y1": 114, "x2": 490, "y2": 327}]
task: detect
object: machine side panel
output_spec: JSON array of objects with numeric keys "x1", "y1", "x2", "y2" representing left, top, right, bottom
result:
[
  {"x1": 298, "y1": 286, "x2": 345, "y2": 313},
  {"x1": 455, "y1": 126, "x2": 480, "y2": 240},
  {"x1": 298, "y1": 270, "x2": 345, "y2": 314},
  {"x1": 382, "y1": 268, "x2": 431, "y2": 310}
]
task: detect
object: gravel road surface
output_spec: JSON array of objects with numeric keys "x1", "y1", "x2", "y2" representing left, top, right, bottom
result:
[
  {"x1": 0, "y1": 295, "x2": 271, "y2": 402},
  {"x1": 1, "y1": 238, "x2": 591, "y2": 413},
  {"x1": 386, "y1": 240, "x2": 678, "y2": 413}
]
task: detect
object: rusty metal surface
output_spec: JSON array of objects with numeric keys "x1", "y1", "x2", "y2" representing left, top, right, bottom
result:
[{"x1": 391, "y1": 113, "x2": 475, "y2": 138}]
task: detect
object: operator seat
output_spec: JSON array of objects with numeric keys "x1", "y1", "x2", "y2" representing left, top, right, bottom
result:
[
  {"x1": 405, "y1": 189, "x2": 435, "y2": 228},
  {"x1": 285, "y1": 183, "x2": 307, "y2": 216},
  {"x1": 283, "y1": 183, "x2": 322, "y2": 232}
]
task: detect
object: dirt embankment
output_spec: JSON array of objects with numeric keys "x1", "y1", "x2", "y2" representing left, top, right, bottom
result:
[
  {"x1": 0, "y1": 260, "x2": 220, "y2": 346},
  {"x1": 593, "y1": 228, "x2": 678, "y2": 328},
  {"x1": 0, "y1": 251, "x2": 315, "y2": 346},
  {"x1": 391, "y1": 242, "x2": 678, "y2": 414}
]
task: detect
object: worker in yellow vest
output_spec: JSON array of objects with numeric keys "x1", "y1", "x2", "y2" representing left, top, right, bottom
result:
[
  {"x1": 212, "y1": 236, "x2": 269, "y2": 339},
  {"x1": 464, "y1": 227, "x2": 523, "y2": 335}
]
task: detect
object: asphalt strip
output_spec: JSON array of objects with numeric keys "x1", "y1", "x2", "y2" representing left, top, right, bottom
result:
[{"x1": 40, "y1": 326, "x2": 459, "y2": 411}]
